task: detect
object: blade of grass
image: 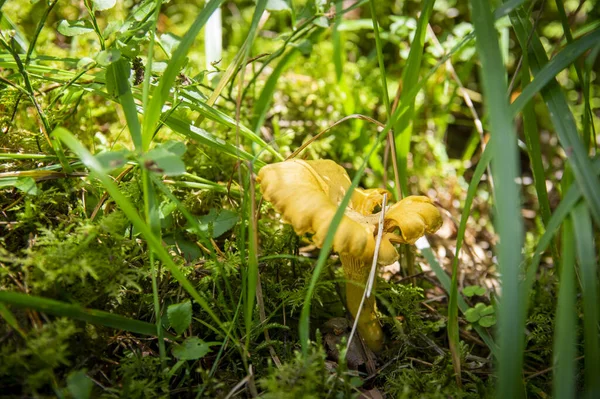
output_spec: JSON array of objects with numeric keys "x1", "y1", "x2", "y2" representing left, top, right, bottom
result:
[
  {"x1": 394, "y1": 0, "x2": 435, "y2": 196},
  {"x1": 509, "y1": 28, "x2": 600, "y2": 116},
  {"x1": 52, "y1": 127, "x2": 235, "y2": 345},
  {"x1": 523, "y1": 157, "x2": 600, "y2": 315},
  {"x1": 0, "y1": 291, "x2": 173, "y2": 338},
  {"x1": 142, "y1": 0, "x2": 223, "y2": 150},
  {"x1": 571, "y1": 203, "x2": 600, "y2": 396},
  {"x1": 510, "y1": 10, "x2": 600, "y2": 225},
  {"x1": 234, "y1": 1, "x2": 268, "y2": 367},
  {"x1": 252, "y1": 48, "x2": 300, "y2": 133},
  {"x1": 520, "y1": 52, "x2": 557, "y2": 262},
  {"x1": 553, "y1": 216, "x2": 576, "y2": 398},
  {"x1": 447, "y1": 142, "x2": 494, "y2": 383},
  {"x1": 0, "y1": 302, "x2": 26, "y2": 338},
  {"x1": 369, "y1": 0, "x2": 401, "y2": 200},
  {"x1": 470, "y1": 1, "x2": 524, "y2": 397},
  {"x1": 106, "y1": 58, "x2": 142, "y2": 151}
]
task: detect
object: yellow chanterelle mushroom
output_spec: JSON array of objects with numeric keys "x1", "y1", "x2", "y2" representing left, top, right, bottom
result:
[{"x1": 257, "y1": 159, "x2": 442, "y2": 352}]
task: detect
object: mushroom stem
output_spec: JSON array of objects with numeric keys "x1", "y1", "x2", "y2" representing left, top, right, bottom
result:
[{"x1": 340, "y1": 254, "x2": 384, "y2": 352}]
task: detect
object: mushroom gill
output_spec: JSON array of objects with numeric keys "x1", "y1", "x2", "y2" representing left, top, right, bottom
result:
[{"x1": 257, "y1": 159, "x2": 442, "y2": 352}]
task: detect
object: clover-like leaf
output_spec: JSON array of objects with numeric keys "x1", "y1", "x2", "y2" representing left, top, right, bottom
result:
[
  {"x1": 464, "y1": 307, "x2": 481, "y2": 323},
  {"x1": 463, "y1": 285, "x2": 486, "y2": 297},
  {"x1": 479, "y1": 315, "x2": 497, "y2": 327}
]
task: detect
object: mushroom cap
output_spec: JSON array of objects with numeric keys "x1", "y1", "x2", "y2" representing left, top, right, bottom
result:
[{"x1": 257, "y1": 159, "x2": 441, "y2": 265}]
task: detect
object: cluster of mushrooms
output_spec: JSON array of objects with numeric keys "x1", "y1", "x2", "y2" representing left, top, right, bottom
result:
[{"x1": 257, "y1": 159, "x2": 442, "y2": 352}]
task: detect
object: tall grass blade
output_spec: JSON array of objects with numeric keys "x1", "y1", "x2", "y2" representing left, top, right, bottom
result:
[
  {"x1": 553, "y1": 217, "x2": 576, "y2": 398},
  {"x1": 394, "y1": 0, "x2": 435, "y2": 196},
  {"x1": 142, "y1": 0, "x2": 223, "y2": 149},
  {"x1": 509, "y1": 11, "x2": 600, "y2": 225},
  {"x1": 0, "y1": 291, "x2": 172, "y2": 337},
  {"x1": 509, "y1": 28, "x2": 600, "y2": 116},
  {"x1": 470, "y1": 1, "x2": 524, "y2": 397},
  {"x1": 448, "y1": 143, "x2": 494, "y2": 383},
  {"x1": 106, "y1": 58, "x2": 142, "y2": 151},
  {"x1": 571, "y1": 204, "x2": 600, "y2": 397}
]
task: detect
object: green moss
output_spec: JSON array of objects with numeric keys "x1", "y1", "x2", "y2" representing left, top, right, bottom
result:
[{"x1": 0, "y1": 318, "x2": 78, "y2": 395}]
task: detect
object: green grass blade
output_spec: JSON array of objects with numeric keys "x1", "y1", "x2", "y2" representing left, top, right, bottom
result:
[
  {"x1": 553, "y1": 217, "x2": 577, "y2": 398},
  {"x1": 161, "y1": 114, "x2": 262, "y2": 166},
  {"x1": 369, "y1": 0, "x2": 390, "y2": 114},
  {"x1": 523, "y1": 158, "x2": 600, "y2": 310},
  {"x1": 510, "y1": 10, "x2": 600, "y2": 225},
  {"x1": 520, "y1": 53, "x2": 558, "y2": 263},
  {"x1": 178, "y1": 92, "x2": 282, "y2": 161},
  {"x1": 0, "y1": 302, "x2": 26, "y2": 338},
  {"x1": 571, "y1": 203, "x2": 600, "y2": 396},
  {"x1": 142, "y1": 0, "x2": 223, "y2": 150},
  {"x1": 470, "y1": 0, "x2": 524, "y2": 396},
  {"x1": 252, "y1": 49, "x2": 300, "y2": 133},
  {"x1": 0, "y1": 291, "x2": 171, "y2": 337},
  {"x1": 394, "y1": 0, "x2": 435, "y2": 196},
  {"x1": 509, "y1": 28, "x2": 600, "y2": 116},
  {"x1": 106, "y1": 58, "x2": 142, "y2": 151},
  {"x1": 52, "y1": 127, "x2": 234, "y2": 344},
  {"x1": 448, "y1": 143, "x2": 494, "y2": 381}
]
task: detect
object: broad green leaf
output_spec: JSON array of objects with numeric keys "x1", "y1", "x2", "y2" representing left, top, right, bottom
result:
[
  {"x1": 172, "y1": 337, "x2": 212, "y2": 360},
  {"x1": 196, "y1": 208, "x2": 239, "y2": 238},
  {"x1": 142, "y1": 148, "x2": 186, "y2": 176},
  {"x1": 167, "y1": 300, "x2": 192, "y2": 335},
  {"x1": 57, "y1": 20, "x2": 94, "y2": 36},
  {"x1": 0, "y1": 177, "x2": 39, "y2": 195}
]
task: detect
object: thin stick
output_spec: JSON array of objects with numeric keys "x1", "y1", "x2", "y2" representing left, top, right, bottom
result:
[{"x1": 347, "y1": 193, "x2": 387, "y2": 350}]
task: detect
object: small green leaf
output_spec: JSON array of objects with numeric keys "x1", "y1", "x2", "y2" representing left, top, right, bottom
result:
[
  {"x1": 465, "y1": 307, "x2": 481, "y2": 323},
  {"x1": 160, "y1": 33, "x2": 181, "y2": 56},
  {"x1": 96, "y1": 49, "x2": 121, "y2": 66},
  {"x1": 313, "y1": 16, "x2": 329, "y2": 28},
  {"x1": 0, "y1": 177, "x2": 39, "y2": 195},
  {"x1": 474, "y1": 302, "x2": 486, "y2": 311},
  {"x1": 158, "y1": 140, "x2": 187, "y2": 157},
  {"x1": 163, "y1": 234, "x2": 203, "y2": 262},
  {"x1": 266, "y1": 0, "x2": 292, "y2": 12},
  {"x1": 167, "y1": 300, "x2": 192, "y2": 335},
  {"x1": 463, "y1": 285, "x2": 486, "y2": 297},
  {"x1": 94, "y1": 150, "x2": 129, "y2": 172},
  {"x1": 77, "y1": 57, "x2": 96, "y2": 69},
  {"x1": 67, "y1": 370, "x2": 93, "y2": 399},
  {"x1": 479, "y1": 305, "x2": 495, "y2": 317},
  {"x1": 92, "y1": 0, "x2": 116, "y2": 11},
  {"x1": 57, "y1": 20, "x2": 94, "y2": 36},
  {"x1": 195, "y1": 208, "x2": 239, "y2": 238},
  {"x1": 142, "y1": 147, "x2": 186, "y2": 176},
  {"x1": 172, "y1": 337, "x2": 212, "y2": 360},
  {"x1": 479, "y1": 315, "x2": 497, "y2": 327}
]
